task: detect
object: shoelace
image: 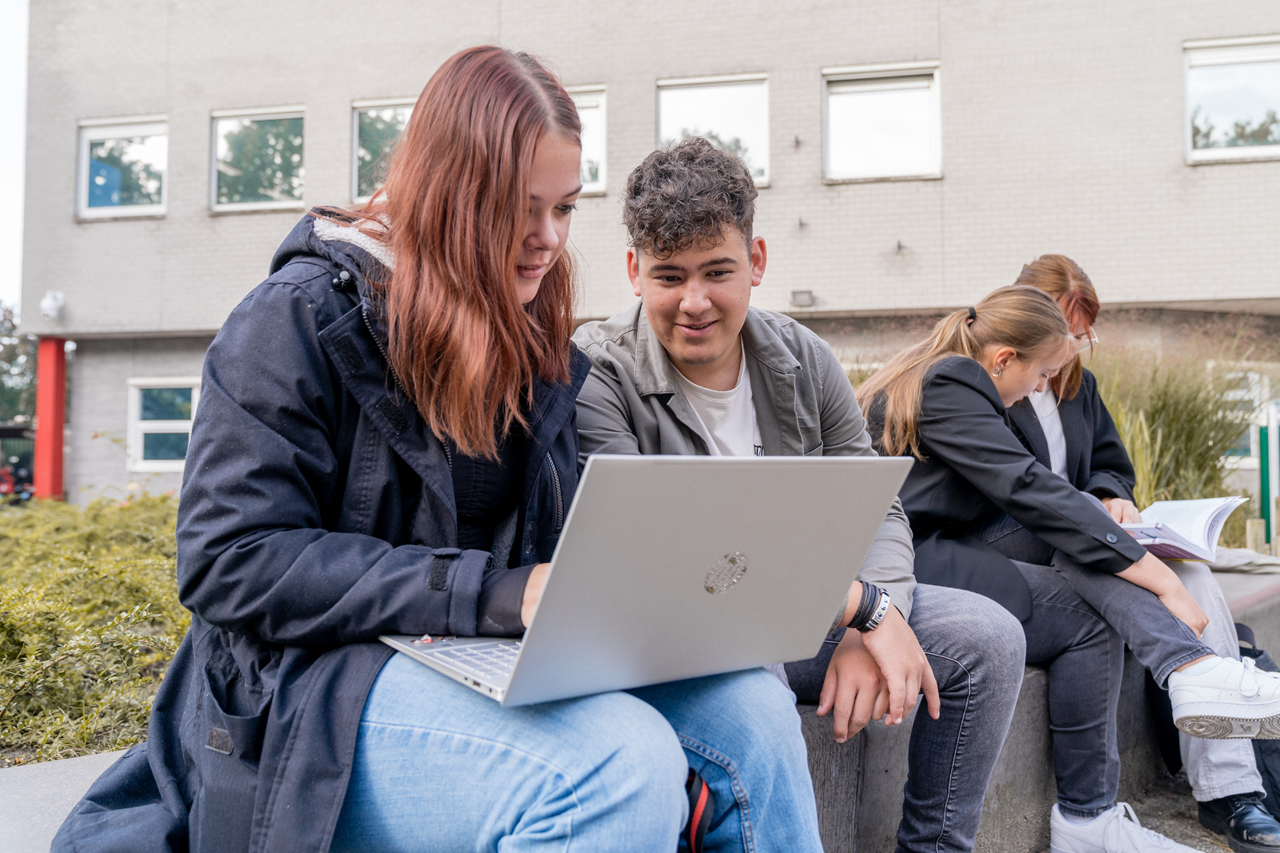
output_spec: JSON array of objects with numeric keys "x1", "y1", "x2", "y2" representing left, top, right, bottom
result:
[
  {"x1": 1239, "y1": 657, "x2": 1261, "y2": 698},
  {"x1": 1114, "y1": 802, "x2": 1179, "y2": 849}
]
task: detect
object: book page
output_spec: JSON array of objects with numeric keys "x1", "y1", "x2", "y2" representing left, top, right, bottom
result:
[
  {"x1": 1120, "y1": 496, "x2": 1246, "y2": 561},
  {"x1": 1137, "y1": 498, "x2": 1241, "y2": 545}
]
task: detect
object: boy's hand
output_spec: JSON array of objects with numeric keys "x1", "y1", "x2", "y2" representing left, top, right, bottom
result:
[{"x1": 860, "y1": 605, "x2": 941, "y2": 726}]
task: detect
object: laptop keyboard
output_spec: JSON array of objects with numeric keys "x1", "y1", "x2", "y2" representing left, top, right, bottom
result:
[{"x1": 430, "y1": 641, "x2": 520, "y2": 683}]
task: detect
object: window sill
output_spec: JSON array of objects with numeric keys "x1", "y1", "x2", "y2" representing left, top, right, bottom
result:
[
  {"x1": 209, "y1": 202, "x2": 307, "y2": 216},
  {"x1": 76, "y1": 211, "x2": 166, "y2": 223},
  {"x1": 127, "y1": 461, "x2": 187, "y2": 474},
  {"x1": 1187, "y1": 150, "x2": 1280, "y2": 166},
  {"x1": 823, "y1": 173, "x2": 943, "y2": 185}
]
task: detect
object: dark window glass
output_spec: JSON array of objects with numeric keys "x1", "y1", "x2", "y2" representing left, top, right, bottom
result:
[
  {"x1": 142, "y1": 432, "x2": 189, "y2": 460},
  {"x1": 140, "y1": 387, "x2": 192, "y2": 421}
]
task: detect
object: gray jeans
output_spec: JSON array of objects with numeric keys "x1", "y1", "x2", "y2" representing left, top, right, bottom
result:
[
  {"x1": 981, "y1": 510, "x2": 1214, "y2": 816},
  {"x1": 786, "y1": 583, "x2": 1026, "y2": 853}
]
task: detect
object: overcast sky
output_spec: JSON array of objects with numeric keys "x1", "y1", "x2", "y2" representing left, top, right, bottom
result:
[{"x1": 0, "y1": 0, "x2": 28, "y2": 312}]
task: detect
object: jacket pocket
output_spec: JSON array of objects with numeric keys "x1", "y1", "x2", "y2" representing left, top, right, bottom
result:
[{"x1": 190, "y1": 664, "x2": 271, "y2": 852}]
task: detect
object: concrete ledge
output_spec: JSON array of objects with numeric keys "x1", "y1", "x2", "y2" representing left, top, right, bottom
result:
[
  {"x1": 0, "y1": 749, "x2": 125, "y2": 853},
  {"x1": 803, "y1": 648, "x2": 1164, "y2": 853}
]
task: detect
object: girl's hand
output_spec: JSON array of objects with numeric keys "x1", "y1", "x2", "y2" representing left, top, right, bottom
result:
[
  {"x1": 1158, "y1": 585, "x2": 1209, "y2": 638},
  {"x1": 521, "y1": 563, "x2": 552, "y2": 627},
  {"x1": 1117, "y1": 552, "x2": 1208, "y2": 637},
  {"x1": 1101, "y1": 497, "x2": 1142, "y2": 524}
]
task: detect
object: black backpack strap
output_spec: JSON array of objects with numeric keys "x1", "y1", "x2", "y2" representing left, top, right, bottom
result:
[
  {"x1": 1239, "y1": 622, "x2": 1259, "y2": 649},
  {"x1": 683, "y1": 769, "x2": 714, "y2": 852}
]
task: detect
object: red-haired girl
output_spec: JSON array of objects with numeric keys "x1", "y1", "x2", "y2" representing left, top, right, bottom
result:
[{"x1": 56, "y1": 47, "x2": 823, "y2": 853}]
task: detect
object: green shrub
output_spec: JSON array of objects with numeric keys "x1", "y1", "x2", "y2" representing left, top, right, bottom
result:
[
  {"x1": 1091, "y1": 349, "x2": 1257, "y2": 546},
  {"x1": 0, "y1": 495, "x2": 185, "y2": 766}
]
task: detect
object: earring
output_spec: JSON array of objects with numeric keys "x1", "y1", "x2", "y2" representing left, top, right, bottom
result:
[{"x1": 991, "y1": 368, "x2": 1003, "y2": 378}]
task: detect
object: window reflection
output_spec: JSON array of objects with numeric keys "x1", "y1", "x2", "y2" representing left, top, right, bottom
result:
[
  {"x1": 826, "y1": 75, "x2": 939, "y2": 181},
  {"x1": 658, "y1": 81, "x2": 769, "y2": 181},
  {"x1": 215, "y1": 115, "x2": 304, "y2": 206},
  {"x1": 140, "y1": 388, "x2": 192, "y2": 421},
  {"x1": 571, "y1": 91, "x2": 606, "y2": 192},
  {"x1": 1189, "y1": 61, "x2": 1280, "y2": 150},
  {"x1": 87, "y1": 135, "x2": 166, "y2": 208},
  {"x1": 355, "y1": 106, "x2": 411, "y2": 200}
]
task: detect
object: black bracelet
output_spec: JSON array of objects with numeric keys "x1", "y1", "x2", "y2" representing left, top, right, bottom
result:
[
  {"x1": 849, "y1": 580, "x2": 877, "y2": 630},
  {"x1": 856, "y1": 587, "x2": 892, "y2": 633}
]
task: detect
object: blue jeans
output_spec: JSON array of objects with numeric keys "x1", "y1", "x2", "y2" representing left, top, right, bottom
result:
[
  {"x1": 982, "y1": 511, "x2": 1214, "y2": 817},
  {"x1": 786, "y1": 583, "x2": 1027, "y2": 853},
  {"x1": 330, "y1": 653, "x2": 822, "y2": 852}
]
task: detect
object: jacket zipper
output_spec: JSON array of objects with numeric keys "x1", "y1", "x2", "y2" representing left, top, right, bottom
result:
[
  {"x1": 360, "y1": 302, "x2": 451, "y2": 471},
  {"x1": 546, "y1": 452, "x2": 563, "y2": 532},
  {"x1": 360, "y1": 304, "x2": 409, "y2": 397}
]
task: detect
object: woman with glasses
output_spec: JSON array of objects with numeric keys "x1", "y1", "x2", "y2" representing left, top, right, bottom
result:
[
  {"x1": 857, "y1": 284, "x2": 1280, "y2": 853},
  {"x1": 1013, "y1": 254, "x2": 1280, "y2": 853}
]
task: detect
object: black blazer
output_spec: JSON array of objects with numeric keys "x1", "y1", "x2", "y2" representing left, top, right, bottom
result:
[
  {"x1": 868, "y1": 356, "x2": 1147, "y2": 621},
  {"x1": 1007, "y1": 367, "x2": 1136, "y2": 502}
]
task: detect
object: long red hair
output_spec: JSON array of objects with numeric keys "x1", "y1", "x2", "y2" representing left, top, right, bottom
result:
[
  {"x1": 1014, "y1": 254, "x2": 1100, "y2": 400},
  {"x1": 337, "y1": 46, "x2": 580, "y2": 458}
]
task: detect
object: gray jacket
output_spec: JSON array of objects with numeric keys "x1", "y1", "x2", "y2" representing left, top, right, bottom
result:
[{"x1": 572, "y1": 302, "x2": 917, "y2": 619}]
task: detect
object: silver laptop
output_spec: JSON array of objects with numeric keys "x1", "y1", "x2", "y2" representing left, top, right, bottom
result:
[{"x1": 381, "y1": 454, "x2": 911, "y2": 707}]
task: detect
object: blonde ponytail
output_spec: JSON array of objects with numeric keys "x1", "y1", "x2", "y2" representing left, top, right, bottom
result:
[{"x1": 856, "y1": 286, "x2": 1071, "y2": 459}]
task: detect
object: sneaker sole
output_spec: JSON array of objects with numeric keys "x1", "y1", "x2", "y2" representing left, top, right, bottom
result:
[
  {"x1": 1199, "y1": 809, "x2": 1278, "y2": 853},
  {"x1": 1176, "y1": 714, "x2": 1280, "y2": 739}
]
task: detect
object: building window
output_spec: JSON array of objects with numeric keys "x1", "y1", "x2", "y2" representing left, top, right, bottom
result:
[
  {"x1": 211, "y1": 107, "x2": 305, "y2": 211},
  {"x1": 658, "y1": 74, "x2": 769, "y2": 184},
  {"x1": 128, "y1": 379, "x2": 200, "y2": 472},
  {"x1": 1185, "y1": 36, "x2": 1280, "y2": 164},
  {"x1": 76, "y1": 117, "x2": 167, "y2": 218},
  {"x1": 823, "y1": 62, "x2": 941, "y2": 182},
  {"x1": 352, "y1": 99, "x2": 413, "y2": 202},
  {"x1": 569, "y1": 87, "x2": 607, "y2": 194}
]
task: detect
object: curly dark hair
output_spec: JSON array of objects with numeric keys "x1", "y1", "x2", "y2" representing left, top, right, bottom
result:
[{"x1": 623, "y1": 137, "x2": 757, "y2": 259}]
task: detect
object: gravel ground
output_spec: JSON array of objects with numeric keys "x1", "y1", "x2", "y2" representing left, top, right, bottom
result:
[{"x1": 1038, "y1": 770, "x2": 1237, "y2": 853}]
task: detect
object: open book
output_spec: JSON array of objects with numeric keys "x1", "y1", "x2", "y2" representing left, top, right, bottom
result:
[{"x1": 1120, "y1": 496, "x2": 1248, "y2": 562}]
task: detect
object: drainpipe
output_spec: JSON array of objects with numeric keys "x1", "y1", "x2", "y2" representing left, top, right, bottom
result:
[{"x1": 34, "y1": 337, "x2": 67, "y2": 500}]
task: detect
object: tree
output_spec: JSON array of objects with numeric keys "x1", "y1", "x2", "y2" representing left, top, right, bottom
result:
[
  {"x1": 356, "y1": 109, "x2": 409, "y2": 199},
  {"x1": 216, "y1": 118, "x2": 305, "y2": 205},
  {"x1": 87, "y1": 140, "x2": 163, "y2": 207},
  {"x1": 0, "y1": 305, "x2": 37, "y2": 423},
  {"x1": 1229, "y1": 110, "x2": 1280, "y2": 147}
]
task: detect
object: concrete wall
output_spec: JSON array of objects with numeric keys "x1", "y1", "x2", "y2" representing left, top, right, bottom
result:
[
  {"x1": 66, "y1": 337, "x2": 212, "y2": 503},
  {"x1": 21, "y1": 0, "x2": 1280, "y2": 340}
]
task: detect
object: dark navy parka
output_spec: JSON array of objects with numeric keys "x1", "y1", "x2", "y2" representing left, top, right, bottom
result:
[{"x1": 55, "y1": 215, "x2": 591, "y2": 853}]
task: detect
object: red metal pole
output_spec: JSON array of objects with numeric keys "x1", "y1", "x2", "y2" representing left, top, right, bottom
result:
[{"x1": 34, "y1": 337, "x2": 67, "y2": 500}]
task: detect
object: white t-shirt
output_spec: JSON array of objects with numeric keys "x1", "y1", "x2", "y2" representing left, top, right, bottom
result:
[
  {"x1": 1028, "y1": 387, "x2": 1068, "y2": 479},
  {"x1": 672, "y1": 346, "x2": 763, "y2": 458}
]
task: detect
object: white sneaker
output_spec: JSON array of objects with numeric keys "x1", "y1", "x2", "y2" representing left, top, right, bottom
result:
[
  {"x1": 1168, "y1": 656, "x2": 1280, "y2": 739},
  {"x1": 1049, "y1": 803, "x2": 1198, "y2": 853}
]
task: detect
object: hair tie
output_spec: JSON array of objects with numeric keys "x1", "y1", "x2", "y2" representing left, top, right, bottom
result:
[{"x1": 966, "y1": 306, "x2": 976, "y2": 325}]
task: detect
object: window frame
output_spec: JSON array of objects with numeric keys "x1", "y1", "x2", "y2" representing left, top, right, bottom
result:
[
  {"x1": 126, "y1": 377, "x2": 201, "y2": 473},
  {"x1": 567, "y1": 85, "x2": 607, "y2": 196},
  {"x1": 209, "y1": 105, "x2": 307, "y2": 213},
  {"x1": 656, "y1": 72, "x2": 771, "y2": 187},
  {"x1": 76, "y1": 115, "x2": 169, "y2": 220},
  {"x1": 350, "y1": 97, "x2": 415, "y2": 203},
  {"x1": 821, "y1": 61, "x2": 942, "y2": 184},
  {"x1": 1184, "y1": 35, "x2": 1280, "y2": 166}
]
